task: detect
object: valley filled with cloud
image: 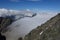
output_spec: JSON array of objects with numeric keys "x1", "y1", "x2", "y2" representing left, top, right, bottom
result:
[{"x1": 0, "y1": 8, "x2": 57, "y2": 40}]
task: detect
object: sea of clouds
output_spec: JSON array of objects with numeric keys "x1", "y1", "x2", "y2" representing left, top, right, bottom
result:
[{"x1": 0, "y1": 8, "x2": 57, "y2": 40}]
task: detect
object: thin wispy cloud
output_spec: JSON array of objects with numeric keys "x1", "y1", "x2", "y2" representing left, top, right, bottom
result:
[
  {"x1": 10, "y1": 0, "x2": 20, "y2": 2},
  {"x1": 27, "y1": 0, "x2": 41, "y2": 1},
  {"x1": 10, "y1": 0, "x2": 41, "y2": 2}
]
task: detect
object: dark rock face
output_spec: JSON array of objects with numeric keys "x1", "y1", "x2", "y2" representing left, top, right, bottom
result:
[
  {"x1": 24, "y1": 13, "x2": 60, "y2": 40},
  {"x1": 0, "y1": 17, "x2": 4, "y2": 24},
  {"x1": 18, "y1": 37, "x2": 23, "y2": 40},
  {"x1": 0, "y1": 17, "x2": 13, "y2": 33},
  {"x1": 58, "y1": 13, "x2": 60, "y2": 15},
  {"x1": 0, "y1": 33, "x2": 6, "y2": 40}
]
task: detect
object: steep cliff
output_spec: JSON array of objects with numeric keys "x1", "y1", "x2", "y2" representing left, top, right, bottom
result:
[{"x1": 24, "y1": 13, "x2": 60, "y2": 40}]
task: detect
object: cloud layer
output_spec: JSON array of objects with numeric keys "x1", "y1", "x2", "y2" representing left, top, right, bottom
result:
[
  {"x1": 0, "y1": 8, "x2": 35, "y2": 17},
  {"x1": 0, "y1": 8, "x2": 57, "y2": 40},
  {"x1": 4, "y1": 13, "x2": 56, "y2": 40},
  {"x1": 0, "y1": 8, "x2": 57, "y2": 18}
]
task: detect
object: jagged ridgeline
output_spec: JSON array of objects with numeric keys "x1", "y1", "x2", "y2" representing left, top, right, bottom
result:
[{"x1": 24, "y1": 13, "x2": 60, "y2": 40}]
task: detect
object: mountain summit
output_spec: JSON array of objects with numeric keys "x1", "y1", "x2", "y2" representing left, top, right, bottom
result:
[{"x1": 23, "y1": 13, "x2": 60, "y2": 40}]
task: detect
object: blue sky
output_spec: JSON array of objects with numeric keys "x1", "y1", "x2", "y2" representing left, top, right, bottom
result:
[{"x1": 0, "y1": 0, "x2": 60, "y2": 12}]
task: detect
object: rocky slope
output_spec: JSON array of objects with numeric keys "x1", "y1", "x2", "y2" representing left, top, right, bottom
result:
[{"x1": 23, "y1": 13, "x2": 60, "y2": 40}]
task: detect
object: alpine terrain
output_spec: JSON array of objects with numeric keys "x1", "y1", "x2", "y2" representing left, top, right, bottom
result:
[{"x1": 24, "y1": 13, "x2": 60, "y2": 40}]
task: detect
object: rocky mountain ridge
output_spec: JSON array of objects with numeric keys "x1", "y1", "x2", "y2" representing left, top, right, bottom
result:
[{"x1": 23, "y1": 13, "x2": 60, "y2": 40}]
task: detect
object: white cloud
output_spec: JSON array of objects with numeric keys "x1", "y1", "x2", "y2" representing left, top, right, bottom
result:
[
  {"x1": 0, "y1": 8, "x2": 36, "y2": 20},
  {"x1": 0, "y1": 8, "x2": 33, "y2": 15},
  {"x1": 32, "y1": 8, "x2": 58, "y2": 15},
  {"x1": 0, "y1": 8, "x2": 58, "y2": 16},
  {"x1": 0, "y1": 8, "x2": 16, "y2": 16},
  {"x1": 0, "y1": 8, "x2": 58, "y2": 17},
  {"x1": 0, "y1": 8, "x2": 8, "y2": 16},
  {"x1": 26, "y1": 9, "x2": 31, "y2": 11}
]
